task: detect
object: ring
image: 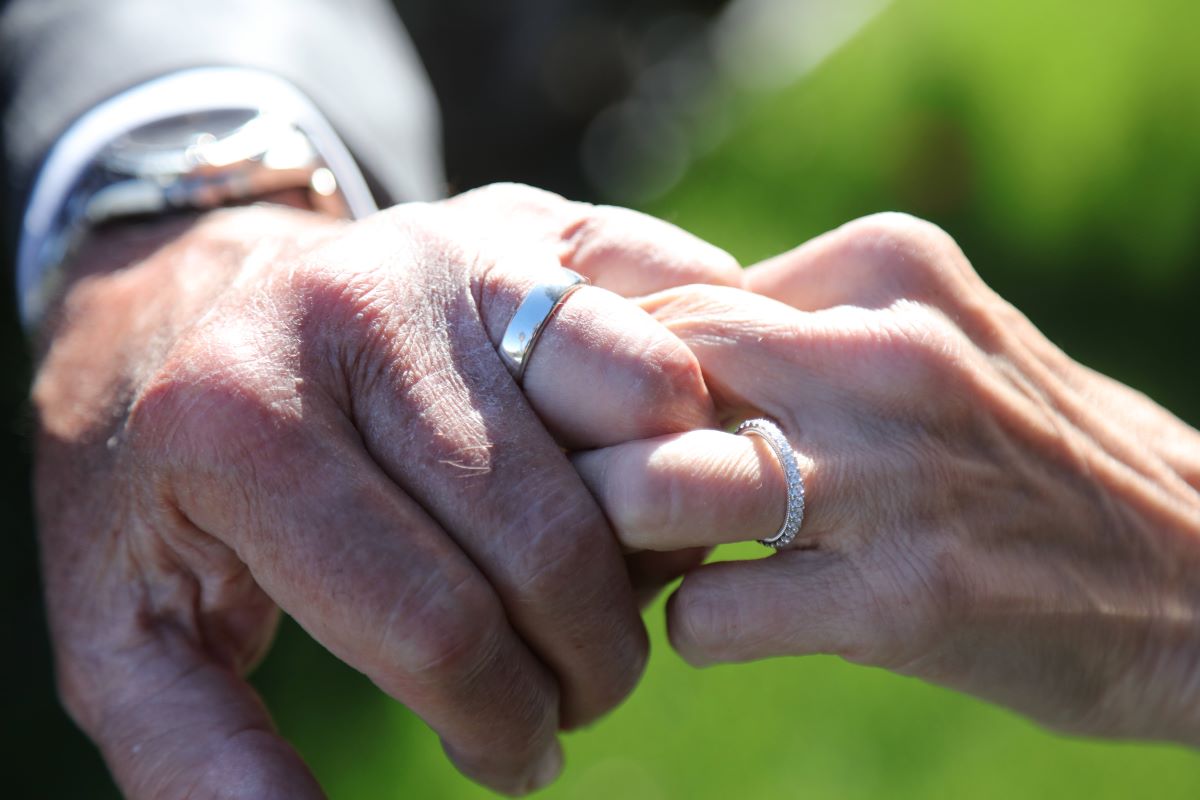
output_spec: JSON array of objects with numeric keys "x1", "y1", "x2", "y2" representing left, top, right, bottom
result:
[
  {"x1": 735, "y1": 418, "x2": 805, "y2": 549},
  {"x1": 498, "y1": 267, "x2": 588, "y2": 385}
]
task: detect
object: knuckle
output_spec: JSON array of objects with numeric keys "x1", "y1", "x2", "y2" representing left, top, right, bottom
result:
[
  {"x1": 860, "y1": 540, "x2": 961, "y2": 670},
  {"x1": 207, "y1": 729, "x2": 306, "y2": 800},
  {"x1": 455, "y1": 182, "x2": 571, "y2": 217},
  {"x1": 838, "y1": 212, "x2": 973, "y2": 301},
  {"x1": 617, "y1": 456, "x2": 687, "y2": 546},
  {"x1": 365, "y1": 198, "x2": 445, "y2": 238},
  {"x1": 700, "y1": 244, "x2": 746, "y2": 287},
  {"x1": 293, "y1": 213, "x2": 476, "y2": 399},
  {"x1": 648, "y1": 330, "x2": 706, "y2": 389},
  {"x1": 567, "y1": 625, "x2": 648, "y2": 727},
  {"x1": 629, "y1": 334, "x2": 713, "y2": 434},
  {"x1": 865, "y1": 303, "x2": 973, "y2": 394},
  {"x1": 297, "y1": 267, "x2": 402, "y2": 396},
  {"x1": 853, "y1": 211, "x2": 961, "y2": 252},
  {"x1": 386, "y1": 570, "x2": 504, "y2": 686},
  {"x1": 486, "y1": 480, "x2": 648, "y2": 712},
  {"x1": 668, "y1": 578, "x2": 736, "y2": 662},
  {"x1": 569, "y1": 204, "x2": 744, "y2": 286}
]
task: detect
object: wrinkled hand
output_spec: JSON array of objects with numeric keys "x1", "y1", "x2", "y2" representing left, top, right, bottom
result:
[
  {"x1": 32, "y1": 184, "x2": 741, "y2": 797},
  {"x1": 576, "y1": 213, "x2": 1200, "y2": 744}
]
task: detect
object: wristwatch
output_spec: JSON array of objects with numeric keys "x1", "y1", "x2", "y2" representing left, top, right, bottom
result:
[{"x1": 16, "y1": 67, "x2": 379, "y2": 331}]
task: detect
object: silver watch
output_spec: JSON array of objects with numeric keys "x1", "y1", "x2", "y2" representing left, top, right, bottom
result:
[{"x1": 17, "y1": 67, "x2": 379, "y2": 331}]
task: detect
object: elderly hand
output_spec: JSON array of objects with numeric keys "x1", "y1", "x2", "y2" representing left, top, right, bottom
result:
[
  {"x1": 31, "y1": 184, "x2": 741, "y2": 798},
  {"x1": 575, "y1": 213, "x2": 1200, "y2": 744}
]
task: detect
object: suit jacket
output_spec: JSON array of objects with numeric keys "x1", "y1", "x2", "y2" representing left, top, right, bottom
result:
[{"x1": 0, "y1": 0, "x2": 445, "y2": 276}]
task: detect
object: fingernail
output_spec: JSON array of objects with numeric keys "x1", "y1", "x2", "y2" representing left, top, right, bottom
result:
[{"x1": 528, "y1": 741, "x2": 564, "y2": 792}]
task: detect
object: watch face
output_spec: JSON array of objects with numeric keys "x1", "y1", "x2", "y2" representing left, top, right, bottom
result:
[{"x1": 102, "y1": 109, "x2": 263, "y2": 175}]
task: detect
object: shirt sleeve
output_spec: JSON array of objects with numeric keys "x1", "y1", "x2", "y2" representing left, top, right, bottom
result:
[{"x1": 0, "y1": 0, "x2": 444, "y2": 253}]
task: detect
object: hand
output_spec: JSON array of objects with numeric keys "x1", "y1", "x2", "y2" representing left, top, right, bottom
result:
[
  {"x1": 32, "y1": 184, "x2": 741, "y2": 798},
  {"x1": 575, "y1": 213, "x2": 1200, "y2": 743}
]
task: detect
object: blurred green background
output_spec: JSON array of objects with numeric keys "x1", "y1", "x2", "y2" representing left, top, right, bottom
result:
[
  {"x1": 7, "y1": 0, "x2": 1200, "y2": 796},
  {"x1": 256, "y1": 0, "x2": 1200, "y2": 797}
]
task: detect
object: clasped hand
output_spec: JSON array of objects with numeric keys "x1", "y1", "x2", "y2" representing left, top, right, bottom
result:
[{"x1": 32, "y1": 184, "x2": 1200, "y2": 798}]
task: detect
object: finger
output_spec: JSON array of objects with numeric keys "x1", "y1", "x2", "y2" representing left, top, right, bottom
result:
[
  {"x1": 483, "y1": 259, "x2": 718, "y2": 449},
  {"x1": 564, "y1": 203, "x2": 744, "y2": 295},
  {"x1": 666, "y1": 550, "x2": 879, "y2": 667},
  {"x1": 61, "y1": 634, "x2": 323, "y2": 800},
  {"x1": 637, "y1": 283, "x2": 821, "y2": 412},
  {"x1": 478, "y1": 260, "x2": 722, "y2": 609},
  {"x1": 639, "y1": 283, "x2": 969, "y2": 426},
  {"x1": 167, "y1": 405, "x2": 563, "y2": 794},
  {"x1": 573, "y1": 429, "x2": 834, "y2": 552},
  {"x1": 339, "y1": 260, "x2": 652, "y2": 731},
  {"x1": 744, "y1": 212, "x2": 978, "y2": 312},
  {"x1": 445, "y1": 182, "x2": 744, "y2": 295},
  {"x1": 446, "y1": 188, "x2": 742, "y2": 600},
  {"x1": 358, "y1": 361, "x2": 644, "y2": 731},
  {"x1": 624, "y1": 286, "x2": 948, "y2": 558}
]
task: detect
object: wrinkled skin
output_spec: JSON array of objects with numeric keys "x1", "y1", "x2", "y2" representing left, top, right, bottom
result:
[
  {"x1": 31, "y1": 184, "x2": 742, "y2": 798},
  {"x1": 577, "y1": 213, "x2": 1200, "y2": 745}
]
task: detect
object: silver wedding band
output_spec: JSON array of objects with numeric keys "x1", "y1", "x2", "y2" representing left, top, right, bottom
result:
[
  {"x1": 735, "y1": 418, "x2": 806, "y2": 549},
  {"x1": 498, "y1": 267, "x2": 588, "y2": 385}
]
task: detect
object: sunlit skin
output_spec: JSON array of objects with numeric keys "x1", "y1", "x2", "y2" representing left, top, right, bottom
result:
[
  {"x1": 31, "y1": 184, "x2": 741, "y2": 799},
  {"x1": 32, "y1": 185, "x2": 1200, "y2": 798},
  {"x1": 575, "y1": 213, "x2": 1200, "y2": 745}
]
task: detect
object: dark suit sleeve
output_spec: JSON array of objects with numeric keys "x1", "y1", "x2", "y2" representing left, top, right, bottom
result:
[{"x1": 0, "y1": 0, "x2": 444, "y2": 252}]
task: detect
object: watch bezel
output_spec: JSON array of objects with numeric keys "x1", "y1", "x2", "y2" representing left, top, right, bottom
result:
[{"x1": 17, "y1": 67, "x2": 379, "y2": 331}]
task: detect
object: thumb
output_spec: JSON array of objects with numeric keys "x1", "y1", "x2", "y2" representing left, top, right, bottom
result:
[
  {"x1": 62, "y1": 631, "x2": 322, "y2": 800},
  {"x1": 667, "y1": 549, "x2": 882, "y2": 668}
]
